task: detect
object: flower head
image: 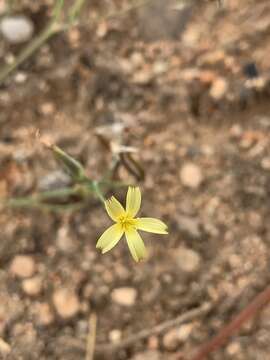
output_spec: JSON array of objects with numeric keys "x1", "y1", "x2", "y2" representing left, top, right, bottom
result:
[{"x1": 96, "y1": 187, "x2": 168, "y2": 262}]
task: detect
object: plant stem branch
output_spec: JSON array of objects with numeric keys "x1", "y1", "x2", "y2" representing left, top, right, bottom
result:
[
  {"x1": 92, "y1": 181, "x2": 105, "y2": 203},
  {"x1": 86, "y1": 313, "x2": 97, "y2": 360}
]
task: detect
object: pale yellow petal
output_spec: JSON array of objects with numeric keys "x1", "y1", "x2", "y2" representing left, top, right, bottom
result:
[
  {"x1": 135, "y1": 217, "x2": 168, "y2": 234},
  {"x1": 96, "y1": 223, "x2": 123, "y2": 253},
  {"x1": 126, "y1": 187, "x2": 141, "y2": 218},
  {"x1": 125, "y1": 228, "x2": 147, "y2": 262},
  {"x1": 105, "y1": 196, "x2": 125, "y2": 221}
]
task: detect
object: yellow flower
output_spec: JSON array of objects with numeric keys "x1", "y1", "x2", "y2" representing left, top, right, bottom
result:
[{"x1": 96, "y1": 187, "x2": 168, "y2": 262}]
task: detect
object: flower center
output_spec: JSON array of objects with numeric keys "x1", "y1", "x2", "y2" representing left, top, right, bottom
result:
[{"x1": 118, "y1": 215, "x2": 136, "y2": 231}]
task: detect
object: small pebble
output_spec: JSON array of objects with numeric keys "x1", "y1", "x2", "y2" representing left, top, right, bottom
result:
[
  {"x1": 226, "y1": 341, "x2": 242, "y2": 356},
  {"x1": 180, "y1": 163, "x2": 203, "y2": 189},
  {"x1": 111, "y1": 287, "x2": 137, "y2": 307},
  {"x1": 0, "y1": 16, "x2": 34, "y2": 44},
  {"x1": 109, "y1": 329, "x2": 122, "y2": 343},
  {"x1": 35, "y1": 303, "x2": 54, "y2": 326},
  {"x1": 162, "y1": 329, "x2": 180, "y2": 351},
  {"x1": 22, "y1": 276, "x2": 43, "y2": 296},
  {"x1": 163, "y1": 323, "x2": 194, "y2": 350},
  {"x1": 176, "y1": 215, "x2": 201, "y2": 239},
  {"x1": 10, "y1": 255, "x2": 36, "y2": 278},
  {"x1": 52, "y1": 289, "x2": 80, "y2": 319},
  {"x1": 56, "y1": 226, "x2": 76, "y2": 253},
  {"x1": 174, "y1": 247, "x2": 201, "y2": 273},
  {"x1": 0, "y1": 338, "x2": 11, "y2": 355},
  {"x1": 147, "y1": 336, "x2": 159, "y2": 350},
  {"x1": 209, "y1": 77, "x2": 228, "y2": 100},
  {"x1": 261, "y1": 157, "x2": 270, "y2": 170},
  {"x1": 39, "y1": 102, "x2": 56, "y2": 116},
  {"x1": 177, "y1": 323, "x2": 194, "y2": 341}
]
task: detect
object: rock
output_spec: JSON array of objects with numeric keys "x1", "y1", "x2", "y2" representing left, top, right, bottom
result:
[
  {"x1": 153, "y1": 61, "x2": 168, "y2": 75},
  {"x1": 226, "y1": 341, "x2": 242, "y2": 356},
  {"x1": 109, "y1": 329, "x2": 122, "y2": 343},
  {"x1": 10, "y1": 255, "x2": 36, "y2": 278},
  {"x1": 147, "y1": 336, "x2": 159, "y2": 350},
  {"x1": 35, "y1": 303, "x2": 54, "y2": 326},
  {"x1": 56, "y1": 226, "x2": 76, "y2": 253},
  {"x1": 180, "y1": 163, "x2": 203, "y2": 189},
  {"x1": 0, "y1": 16, "x2": 34, "y2": 44},
  {"x1": 52, "y1": 289, "x2": 80, "y2": 319},
  {"x1": 22, "y1": 276, "x2": 43, "y2": 296},
  {"x1": 131, "y1": 350, "x2": 162, "y2": 360},
  {"x1": 261, "y1": 157, "x2": 270, "y2": 170},
  {"x1": 176, "y1": 215, "x2": 201, "y2": 239},
  {"x1": 162, "y1": 329, "x2": 179, "y2": 351},
  {"x1": 0, "y1": 338, "x2": 11, "y2": 355},
  {"x1": 174, "y1": 247, "x2": 201, "y2": 274},
  {"x1": 111, "y1": 287, "x2": 137, "y2": 307},
  {"x1": 163, "y1": 324, "x2": 194, "y2": 350},
  {"x1": 209, "y1": 77, "x2": 228, "y2": 100},
  {"x1": 132, "y1": 69, "x2": 154, "y2": 85},
  {"x1": 177, "y1": 323, "x2": 194, "y2": 341},
  {"x1": 39, "y1": 102, "x2": 56, "y2": 116}
]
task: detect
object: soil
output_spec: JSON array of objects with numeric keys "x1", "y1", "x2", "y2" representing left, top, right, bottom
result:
[{"x1": 1, "y1": 0, "x2": 270, "y2": 359}]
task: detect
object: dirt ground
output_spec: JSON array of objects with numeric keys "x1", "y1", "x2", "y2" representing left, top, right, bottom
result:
[{"x1": 1, "y1": 0, "x2": 270, "y2": 359}]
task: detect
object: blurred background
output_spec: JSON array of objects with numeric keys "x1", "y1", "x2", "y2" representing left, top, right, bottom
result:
[{"x1": 1, "y1": 0, "x2": 270, "y2": 359}]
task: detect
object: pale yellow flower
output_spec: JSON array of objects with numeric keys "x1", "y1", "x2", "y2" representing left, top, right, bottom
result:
[{"x1": 96, "y1": 187, "x2": 168, "y2": 262}]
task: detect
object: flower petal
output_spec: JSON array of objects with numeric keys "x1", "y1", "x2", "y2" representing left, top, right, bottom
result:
[
  {"x1": 126, "y1": 186, "x2": 141, "y2": 218},
  {"x1": 96, "y1": 223, "x2": 124, "y2": 253},
  {"x1": 125, "y1": 228, "x2": 147, "y2": 262},
  {"x1": 105, "y1": 196, "x2": 125, "y2": 221},
  {"x1": 135, "y1": 217, "x2": 168, "y2": 234}
]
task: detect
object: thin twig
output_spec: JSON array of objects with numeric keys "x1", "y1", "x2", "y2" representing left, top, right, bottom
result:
[
  {"x1": 96, "y1": 302, "x2": 211, "y2": 354},
  {"x1": 92, "y1": 181, "x2": 105, "y2": 203},
  {"x1": 187, "y1": 286, "x2": 270, "y2": 360},
  {"x1": 86, "y1": 313, "x2": 97, "y2": 360}
]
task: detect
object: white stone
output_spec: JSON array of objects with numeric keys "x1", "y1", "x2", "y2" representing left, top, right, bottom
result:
[
  {"x1": 53, "y1": 289, "x2": 80, "y2": 319},
  {"x1": 174, "y1": 247, "x2": 201, "y2": 273},
  {"x1": 209, "y1": 77, "x2": 228, "y2": 100},
  {"x1": 0, "y1": 16, "x2": 34, "y2": 44},
  {"x1": 111, "y1": 287, "x2": 137, "y2": 307},
  {"x1": 109, "y1": 329, "x2": 122, "y2": 343},
  {"x1": 22, "y1": 276, "x2": 43, "y2": 296},
  {"x1": 10, "y1": 255, "x2": 36, "y2": 278},
  {"x1": 180, "y1": 163, "x2": 203, "y2": 189}
]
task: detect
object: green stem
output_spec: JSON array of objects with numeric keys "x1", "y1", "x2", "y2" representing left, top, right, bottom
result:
[
  {"x1": 68, "y1": 0, "x2": 87, "y2": 24},
  {"x1": 92, "y1": 181, "x2": 105, "y2": 203}
]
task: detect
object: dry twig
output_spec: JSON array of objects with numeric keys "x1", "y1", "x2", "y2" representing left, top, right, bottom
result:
[
  {"x1": 96, "y1": 302, "x2": 211, "y2": 354},
  {"x1": 86, "y1": 313, "x2": 97, "y2": 360}
]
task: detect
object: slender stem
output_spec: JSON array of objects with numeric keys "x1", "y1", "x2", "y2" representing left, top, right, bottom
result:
[
  {"x1": 86, "y1": 313, "x2": 97, "y2": 360},
  {"x1": 92, "y1": 181, "x2": 105, "y2": 203},
  {"x1": 36, "y1": 186, "x2": 79, "y2": 199},
  {"x1": 68, "y1": 0, "x2": 87, "y2": 24}
]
